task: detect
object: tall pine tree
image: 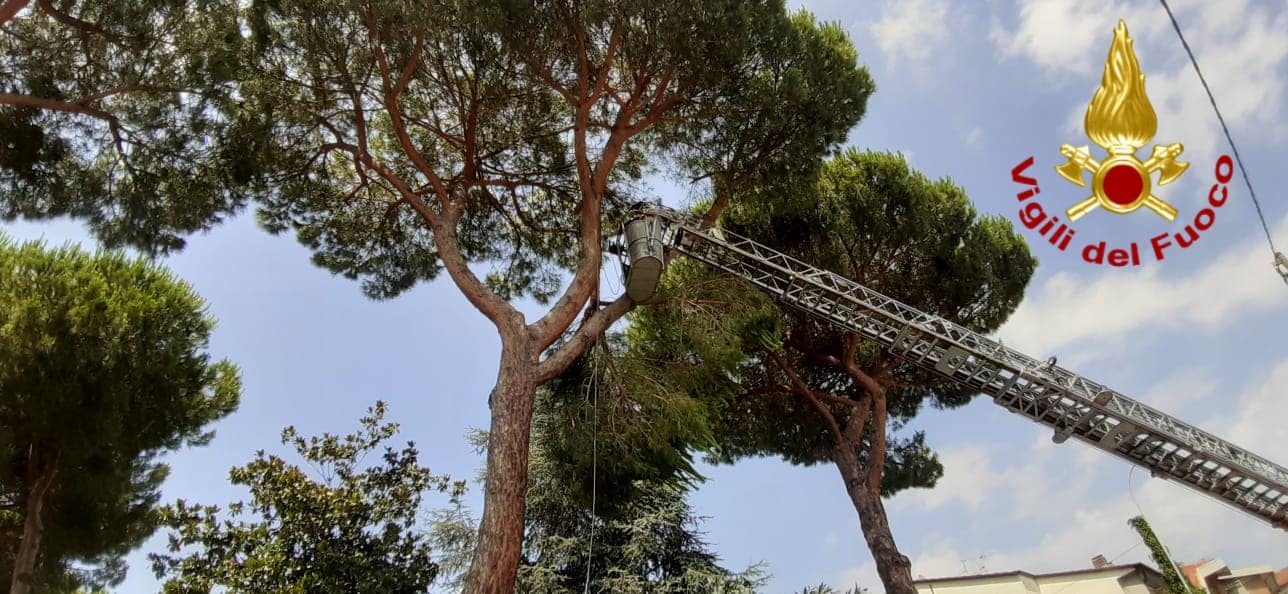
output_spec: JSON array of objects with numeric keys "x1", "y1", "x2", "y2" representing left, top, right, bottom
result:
[
  {"x1": 0, "y1": 235, "x2": 240, "y2": 593},
  {"x1": 2, "y1": 3, "x2": 875, "y2": 590},
  {"x1": 609, "y1": 150, "x2": 1036, "y2": 593}
]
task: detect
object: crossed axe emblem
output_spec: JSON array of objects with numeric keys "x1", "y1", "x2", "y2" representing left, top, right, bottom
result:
[{"x1": 1056, "y1": 142, "x2": 1189, "y2": 222}]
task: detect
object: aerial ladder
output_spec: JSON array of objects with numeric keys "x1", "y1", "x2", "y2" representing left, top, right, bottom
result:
[{"x1": 620, "y1": 203, "x2": 1288, "y2": 530}]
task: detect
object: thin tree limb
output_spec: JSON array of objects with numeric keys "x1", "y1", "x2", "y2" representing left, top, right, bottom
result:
[
  {"x1": 0, "y1": 93, "x2": 115, "y2": 121},
  {"x1": 770, "y1": 351, "x2": 844, "y2": 446},
  {"x1": 34, "y1": 0, "x2": 107, "y2": 35},
  {"x1": 0, "y1": 0, "x2": 30, "y2": 28},
  {"x1": 534, "y1": 295, "x2": 633, "y2": 383}
]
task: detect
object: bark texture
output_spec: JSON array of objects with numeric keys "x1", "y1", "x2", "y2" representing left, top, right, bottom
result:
[
  {"x1": 772, "y1": 333, "x2": 916, "y2": 594},
  {"x1": 463, "y1": 334, "x2": 539, "y2": 594},
  {"x1": 10, "y1": 448, "x2": 56, "y2": 594},
  {"x1": 834, "y1": 447, "x2": 916, "y2": 594}
]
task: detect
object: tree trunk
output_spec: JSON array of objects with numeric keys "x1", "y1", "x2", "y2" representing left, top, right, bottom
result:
[
  {"x1": 834, "y1": 448, "x2": 916, "y2": 594},
  {"x1": 10, "y1": 448, "x2": 56, "y2": 594},
  {"x1": 462, "y1": 336, "x2": 539, "y2": 594}
]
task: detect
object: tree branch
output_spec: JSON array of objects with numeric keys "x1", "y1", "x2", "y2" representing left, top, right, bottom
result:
[
  {"x1": 416, "y1": 200, "x2": 523, "y2": 328},
  {"x1": 534, "y1": 295, "x2": 634, "y2": 383},
  {"x1": 459, "y1": 65, "x2": 480, "y2": 184},
  {"x1": 529, "y1": 61, "x2": 574, "y2": 104},
  {"x1": 836, "y1": 334, "x2": 888, "y2": 496},
  {"x1": 770, "y1": 351, "x2": 844, "y2": 446},
  {"x1": 624, "y1": 67, "x2": 677, "y2": 135},
  {"x1": 304, "y1": 135, "x2": 518, "y2": 328},
  {"x1": 529, "y1": 88, "x2": 621, "y2": 352},
  {"x1": 348, "y1": 89, "x2": 371, "y2": 160},
  {"x1": 34, "y1": 0, "x2": 107, "y2": 35},
  {"x1": 404, "y1": 113, "x2": 465, "y2": 152},
  {"x1": 744, "y1": 384, "x2": 794, "y2": 399},
  {"x1": 363, "y1": 7, "x2": 450, "y2": 210},
  {"x1": 697, "y1": 132, "x2": 787, "y2": 229},
  {"x1": 362, "y1": 19, "x2": 531, "y2": 329},
  {"x1": 0, "y1": 0, "x2": 30, "y2": 28},
  {"x1": 842, "y1": 398, "x2": 872, "y2": 449},
  {"x1": 76, "y1": 84, "x2": 188, "y2": 105},
  {"x1": 589, "y1": 28, "x2": 621, "y2": 104},
  {"x1": 532, "y1": 64, "x2": 678, "y2": 351},
  {"x1": 699, "y1": 193, "x2": 731, "y2": 230},
  {"x1": 571, "y1": 10, "x2": 591, "y2": 101},
  {"x1": 746, "y1": 381, "x2": 860, "y2": 412},
  {"x1": 392, "y1": 34, "x2": 426, "y2": 98},
  {"x1": 0, "y1": 93, "x2": 115, "y2": 121}
]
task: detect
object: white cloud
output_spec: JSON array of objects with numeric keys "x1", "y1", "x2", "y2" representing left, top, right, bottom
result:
[
  {"x1": 996, "y1": 213, "x2": 1288, "y2": 359},
  {"x1": 966, "y1": 126, "x2": 984, "y2": 147},
  {"x1": 994, "y1": 0, "x2": 1288, "y2": 157},
  {"x1": 1212, "y1": 359, "x2": 1288, "y2": 456},
  {"x1": 838, "y1": 457, "x2": 1281, "y2": 588},
  {"x1": 894, "y1": 491, "x2": 1166, "y2": 577},
  {"x1": 990, "y1": 0, "x2": 1164, "y2": 77},
  {"x1": 868, "y1": 0, "x2": 952, "y2": 66},
  {"x1": 902, "y1": 444, "x2": 994, "y2": 511},
  {"x1": 1147, "y1": 3, "x2": 1288, "y2": 157},
  {"x1": 891, "y1": 433, "x2": 1100, "y2": 522},
  {"x1": 1138, "y1": 369, "x2": 1217, "y2": 410}
]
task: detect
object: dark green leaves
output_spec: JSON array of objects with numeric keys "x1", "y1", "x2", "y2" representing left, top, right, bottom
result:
[
  {"x1": 151, "y1": 402, "x2": 462, "y2": 594},
  {"x1": 627, "y1": 150, "x2": 1037, "y2": 487},
  {"x1": 429, "y1": 420, "x2": 768, "y2": 594},
  {"x1": 0, "y1": 1, "x2": 252, "y2": 255},
  {"x1": 0, "y1": 233, "x2": 241, "y2": 591},
  {"x1": 668, "y1": 11, "x2": 875, "y2": 206},
  {"x1": 0, "y1": 232, "x2": 241, "y2": 455},
  {"x1": 2, "y1": 0, "x2": 871, "y2": 303}
]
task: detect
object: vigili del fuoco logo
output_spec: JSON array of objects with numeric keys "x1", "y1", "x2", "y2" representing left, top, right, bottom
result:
[{"x1": 1008, "y1": 19, "x2": 1234, "y2": 267}]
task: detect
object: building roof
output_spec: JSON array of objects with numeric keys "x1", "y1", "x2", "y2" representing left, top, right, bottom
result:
[
  {"x1": 913, "y1": 563, "x2": 1163, "y2": 585},
  {"x1": 1218, "y1": 565, "x2": 1276, "y2": 580},
  {"x1": 1178, "y1": 558, "x2": 1288, "y2": 588},
  {"x1": 1182, "y1": 558, "x2": 1225, "y2": 575}
]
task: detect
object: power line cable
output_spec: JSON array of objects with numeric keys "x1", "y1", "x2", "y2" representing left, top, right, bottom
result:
[
  {"x1": 1044, "y1": 541, "x2": 1144, "y2": 594},
  {"x1": 1128, "y1": 466, "x2": 1190, "y2": 586},
  {"x1": 1158, "y1": 0, "x2": 1287, "y2": 285},
  {"x1": 1042, "y1": 467, "x2": 1162, "y2": 594}
]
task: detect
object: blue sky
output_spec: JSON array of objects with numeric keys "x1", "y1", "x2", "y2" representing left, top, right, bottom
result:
[{"x1": 4, "y1": 0, "x2": 1287, "y2": 592}]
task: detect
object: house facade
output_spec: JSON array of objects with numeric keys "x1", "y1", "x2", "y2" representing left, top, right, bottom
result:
[
  {"x1": 1182, "y1": 559, "x2": 1287, "y2": 594},
  {"x1": 913, "y1": 563, "x2": 1166, "y2": 594}
]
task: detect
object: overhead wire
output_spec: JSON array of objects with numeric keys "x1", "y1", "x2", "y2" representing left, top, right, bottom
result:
[
  {"x1": 1128, "y1": 465, "x2": 1191, "y2": 586},
  {"x1": 1040, "y1": 467, "x2": 1155, "y2": 594},
  {"x1": 1158, "y1": 0, "x2": 1287, "y2": 285},
  {"x1": 1043, "y1": 540, "x2": 1145, "y2": 594},
  {"x1": 580, "y1": 8, "x2": 1278, "y2": 591}
]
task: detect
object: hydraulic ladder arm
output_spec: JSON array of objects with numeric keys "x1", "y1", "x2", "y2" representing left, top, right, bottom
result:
[{"x1": 621, "y1": 204, "x2": 1288, "y2": 530}]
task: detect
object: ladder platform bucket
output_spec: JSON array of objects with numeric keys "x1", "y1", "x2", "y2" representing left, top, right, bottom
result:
[{"x1": 624, "y1": 215, "x2": 666, "y2": 304}]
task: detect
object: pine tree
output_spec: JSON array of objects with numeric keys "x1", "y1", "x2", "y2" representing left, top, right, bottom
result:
[
  {"x1": 615, "y1": 150, "x2": 1036, "y2": 593},
  {"x1": 2, "y1": 4, "x2": 875, "y2": 590},
  {"x1": 0, "y1": 234, "x2": 240, "y2": 593}
]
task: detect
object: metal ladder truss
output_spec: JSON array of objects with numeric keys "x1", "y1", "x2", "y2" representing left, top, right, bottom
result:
[{"x1": 628, "y1": 204, "x2": 1288, "y2": 530}]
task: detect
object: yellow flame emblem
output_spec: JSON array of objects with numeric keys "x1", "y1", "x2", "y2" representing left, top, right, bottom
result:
[{"x1": 1056, "y1": 20, "x2": 1189, "y2": 222}]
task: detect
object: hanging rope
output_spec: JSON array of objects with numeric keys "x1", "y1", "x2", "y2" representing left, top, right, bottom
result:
[
  {"x1": 1158, "y1": 0, "x2": 1287, "y2": 285},
  {"x1": 582, "y1": 338, "x2": 603, "y2": 594}
]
